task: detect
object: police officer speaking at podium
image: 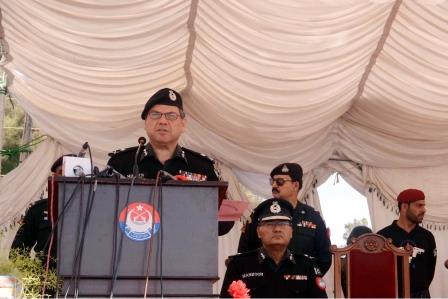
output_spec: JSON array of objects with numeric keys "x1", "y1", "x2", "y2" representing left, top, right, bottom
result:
[
  {"x1": 107, "y1": 88, "x2": 233, "y2": 235},
  {"x1": 220, "y1": 198, "x2": 327, "y2": 298}
]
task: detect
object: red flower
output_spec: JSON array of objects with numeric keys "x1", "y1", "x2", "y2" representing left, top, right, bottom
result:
[{"x1": 228, "y1": 280, "x2": 250, "y2": 298}]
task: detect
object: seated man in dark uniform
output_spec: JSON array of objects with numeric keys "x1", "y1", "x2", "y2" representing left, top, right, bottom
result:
[
  {"x1": 107, "y1": 88, "x2": 233, "y2": 235},
  {"x1": 238, "y1": 163, "x2": 332, "y2": 274},
  {"x1": 10, "y1": 154, "x2": 75, "y2": 265},
  {"x1": 221, "y1": 198, "x2": 327, "y2": 298}
]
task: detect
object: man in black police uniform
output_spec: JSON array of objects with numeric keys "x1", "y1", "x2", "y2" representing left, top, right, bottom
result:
[
  {"x1": 238, "y1": 163, "x2": 332, "y2": 274},
  {"x1": 221, "y1": 198, "x2": 327, "y2": 298},
  {"x1": 10, "y1": 154, "x2": 75, "y2": 264},
  {"x1": 107, "y1": 88, "x2": 233, "y2": 235},
  {"x1": 377, "y1": 188, "x2": 437, "y2": 298}
]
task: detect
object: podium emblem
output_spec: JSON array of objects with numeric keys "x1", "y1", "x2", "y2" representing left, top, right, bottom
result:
[{"x1": 119, "y1": 202, "x2": 161, "y2": 241}]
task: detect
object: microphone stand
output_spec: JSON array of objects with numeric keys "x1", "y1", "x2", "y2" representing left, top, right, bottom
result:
[{"x1": 133, "y1": 140, "x2": 145, "y2": 178}]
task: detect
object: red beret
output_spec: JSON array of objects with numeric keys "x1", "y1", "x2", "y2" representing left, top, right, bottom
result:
[{"x1": 397, "y1": 189, "x2": 425, "y2": 203}]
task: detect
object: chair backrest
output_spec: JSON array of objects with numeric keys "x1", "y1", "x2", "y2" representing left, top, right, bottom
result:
[{"x1": 331, "y1": 233, "x2": 412, "y2": 298}]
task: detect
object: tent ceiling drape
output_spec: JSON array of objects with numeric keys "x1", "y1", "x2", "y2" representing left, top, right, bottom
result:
[{"x1": 0, "y1": 0, "x2": 447, "y2": 296}]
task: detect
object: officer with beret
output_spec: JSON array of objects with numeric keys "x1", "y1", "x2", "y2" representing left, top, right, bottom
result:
[
  {"x1": 107, "y1": 88, "x2": 233, "y2": 235},
  {"x1": 377, "y1": 189, "x2": 437, "y2": 298},
  {"x1": 221, "y1": 198, "x2": 327, "y2": 298},
  {"x1": 238, "y1": 163, "x2": 332, "y2": 274}
]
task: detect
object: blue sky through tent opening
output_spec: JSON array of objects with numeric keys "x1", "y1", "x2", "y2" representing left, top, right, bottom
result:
[{"x1": 318, "y1": 173, "x2": 371, "y2": 246}]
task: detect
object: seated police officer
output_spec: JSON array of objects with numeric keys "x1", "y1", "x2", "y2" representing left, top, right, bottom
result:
[
  {"x1": 238, "y1": 163, "x2": 332, "y2": 274},
  {"x1": 107, "y1": 88, "x2": 233, "y2": 235},
  {"x1": 10, "y1": 154, "x2": 75, "y2": 265},
  {"x1": 221, "y1": 198, "x2": 327, "y2": 298}
]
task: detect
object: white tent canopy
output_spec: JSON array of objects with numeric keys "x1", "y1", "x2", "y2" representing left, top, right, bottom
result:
[{"x1": 0, "y1": 0, "x2": 447, "y2": 296}]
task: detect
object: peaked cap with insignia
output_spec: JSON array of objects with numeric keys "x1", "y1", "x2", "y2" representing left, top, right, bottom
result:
[
  {"x1": 141, "y1": 88, "x2": 183, "y2": 120},
  {"x1": 270, "y1": 162, "x2": 303, "y2": 189},
  {"x1": 255, "y1": 198, "x2": 294, "y2": 223}
]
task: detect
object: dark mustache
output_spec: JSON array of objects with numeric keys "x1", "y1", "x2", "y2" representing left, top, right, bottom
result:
[{"x1": 272, "y1": 187, "x2": 279, "y2": 193}]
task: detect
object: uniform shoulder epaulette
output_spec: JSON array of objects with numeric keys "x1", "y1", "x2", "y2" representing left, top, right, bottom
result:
[
  {"x1": 182, "y1": 147, "x2": 214, "y2": 162},
  {"x1": 292, "y1": 252, "x2": 318, "y2": 264},
  {"x1": 29, "y1": 198, "x2": 48, "y2": 209},
  {"x1": 299, "y1": 202, "x2": 316, "y2": 212},
  {"x1": 230, "y1": 249, "x2": 258, "y2": 260},
  {"x1": 108, "y1": 146, "x2": 138, "y2": 157},
  {"x1": 297, "y1": 252, "x2": 317, "y2": 260},
  {"x1": 225, "y1": 251, "x2": 254, "y2": 267}
]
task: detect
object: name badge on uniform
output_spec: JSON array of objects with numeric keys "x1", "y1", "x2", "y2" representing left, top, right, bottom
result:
[
  {"x1": 284, "y1": 274, "x2": 308, "y2": 280},
  {"x1": 242, "y1": 272, "x2": 263, "y2": 278}
]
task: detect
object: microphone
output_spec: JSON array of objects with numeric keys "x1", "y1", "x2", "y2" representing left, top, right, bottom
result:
[
  {"x1": 132, "y1": 137, "x2": 147, "y2": 177},
  {"x1": 78, "y1": 142, "x2": 89, "y2": 158},
  {"x1": 445, "y1": 259, "x2": 448, "y2": 269},
  {"x1": 159, "y1": 170, "x2": 178, "y2": 181},
  {"x1": 73, "y1": 165, "x2": 85, "y2": 177},
  {"x1": 97, "y1": 166, "x2": 124, "y2": 178},
  {"x1": 138, "y1": 136, "x2": 146, "y2": 145}
]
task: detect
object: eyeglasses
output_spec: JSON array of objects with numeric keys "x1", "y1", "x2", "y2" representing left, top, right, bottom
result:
[
  {"x1": 269, "y1": 178, "x2": 292, "y2": 186},
  {"x1": 148, "y1": 111, "x2": 185, "y2": 121},
  {"x1": 259, "y1": 220, "x2": 291, "y2": 228}
]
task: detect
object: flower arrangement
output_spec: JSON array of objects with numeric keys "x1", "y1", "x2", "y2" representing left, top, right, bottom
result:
[
  {"x1": 228, "y1": 280, "x2": 250, "y2": 298},
  {"x1": 0, "y1": 248, "x2": 60, "y2": 298}
]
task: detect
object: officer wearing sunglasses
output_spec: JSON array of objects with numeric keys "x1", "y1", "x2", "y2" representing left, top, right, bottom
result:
[{"x1": 238, "y1": 163, "x2": 332, "y2": 275}]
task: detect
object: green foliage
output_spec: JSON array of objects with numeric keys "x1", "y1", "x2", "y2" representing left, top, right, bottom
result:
[
  {"x1": 2, "y1": 98, "x2": 23, "y2": 174},
  {"x1": 0, "y1": 248, "x2": 60, "y2": 298},
  {"x1": 342, "y1": 217, "x2": 369, "y2": 241},
  {"x1": 1, "y1": 98, "x2": 43, "y2": 174}
]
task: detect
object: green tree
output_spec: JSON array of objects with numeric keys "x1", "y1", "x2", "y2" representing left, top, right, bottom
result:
[{"x1": 342, "y1": 217, "x2": 369, "y2": 242}]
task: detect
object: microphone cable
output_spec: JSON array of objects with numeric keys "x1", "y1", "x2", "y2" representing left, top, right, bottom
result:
[
  {"x1": 40, "y1": 175, "x2": 84, "y2": 297},
  {"x1": 108, "y1": 173, "x2": 121, "y2": 298},
  {"x1": 63, "y1": 143, "x2": 98, "y2": 298},
  {"x1": 157, "y1": 173, "x2": 165, "y2": 298},
  {"x1": 109, "y1": 176, "x2": 136, "y2": 297},
  {"x1": 41, "y1": 173, "x2": 58, "y2": 298},
  {"x1": 73, "y1": 179, "x2": 97, "y2": 295},
  {"x1": 72, "y1": 144, "x2": 96, "y2": 296},
  {"x1": 143, "y1": 171, "x2": 161, "y2": 298},
  {"x1": 68, "y1": 174, "x2": 86, "y2": 299},
  {"x1": 144, "y1": 170, "x2": 168, "y2": 298}
]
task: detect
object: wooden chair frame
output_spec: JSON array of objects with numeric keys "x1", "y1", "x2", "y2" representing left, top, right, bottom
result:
[{"x1": 331, "y1": 233, "x2": 412, "y2": 298}]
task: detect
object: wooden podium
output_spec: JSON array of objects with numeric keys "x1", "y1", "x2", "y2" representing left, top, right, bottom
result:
[{"x1": 54, "y1": 177, "x2": 227, "y2": 297}]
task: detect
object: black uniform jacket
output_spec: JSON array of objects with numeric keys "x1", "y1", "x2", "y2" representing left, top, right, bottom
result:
[
  {"x1": 108, "y1": 143, "x2": 234, "y2": 235},
  {"x1": 238, "y1": 202, "x2": 332, "y2": 274},
  {"x1": 220, "y1": 248, "x2": 328, "y2": 298},
  {"x1": 11, "y1": 198, "x2": 54, "y2": 260},
  {"x1": 377, "y1": 220, "x2": 437, "y2": 295},
  {"x1": 107, "y1": 143, "x2": 218, "y2": 180}
]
